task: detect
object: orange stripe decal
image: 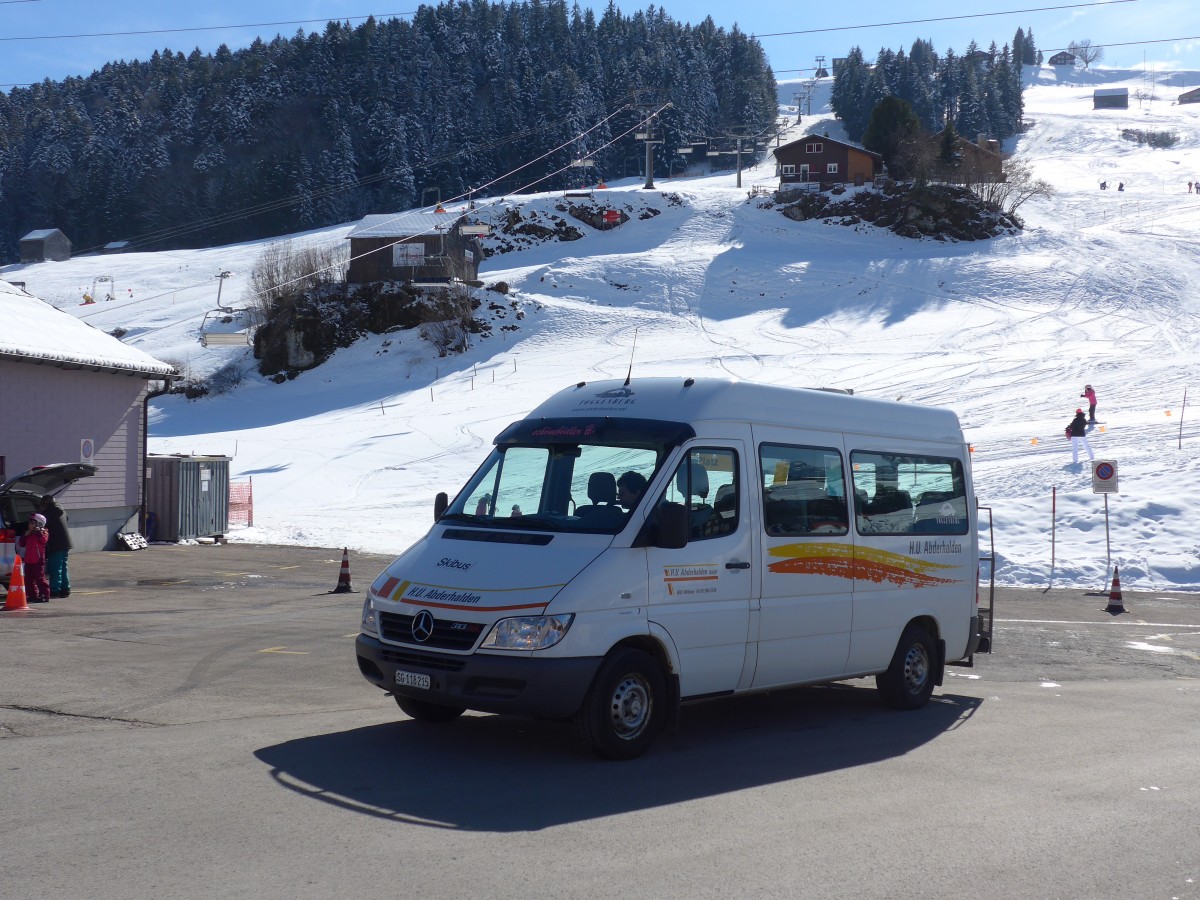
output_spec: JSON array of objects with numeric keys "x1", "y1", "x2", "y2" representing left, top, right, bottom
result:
[{"x1": 766, "y1": 542, "x2": 960, "y2": 587}]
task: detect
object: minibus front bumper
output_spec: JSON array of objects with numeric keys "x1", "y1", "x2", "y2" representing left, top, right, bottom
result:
[{"x1": 356, "y1": 633, "x2": 602, "y2": 718}]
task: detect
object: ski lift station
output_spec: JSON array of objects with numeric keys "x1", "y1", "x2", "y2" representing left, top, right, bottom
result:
[{"x1": 345, "y1": 209, "x2": 486, "y2": 286}]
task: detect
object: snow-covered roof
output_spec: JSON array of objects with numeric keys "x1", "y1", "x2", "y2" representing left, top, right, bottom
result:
[
  {"x1": 347, "y1": 210, "x2": 463, "y2": 238},
  {"x1": 0, "y1": 281, "x2": 174, "y2": 377},
  {"x1": 1094, "y1": 87, "x2": 1129, "y2": 97},
  {"x1": 21, "y1": 229, "x2": 67, "y2": 242}
]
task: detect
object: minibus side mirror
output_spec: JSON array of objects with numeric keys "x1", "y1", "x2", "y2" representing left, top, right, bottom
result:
[
  {"x1": 655, "y1": 502, "x2": 689, "y2": 549},
  {"x1": 434, "y1": 492, "x2": 449, "y2": 522}
]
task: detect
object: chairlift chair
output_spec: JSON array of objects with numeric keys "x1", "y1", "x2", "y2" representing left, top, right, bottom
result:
[{"x1": 199, "y1": 306, "x2": 254, "y2": 348}]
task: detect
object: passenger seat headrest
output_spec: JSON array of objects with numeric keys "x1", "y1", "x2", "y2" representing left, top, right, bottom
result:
[{"x1": 676, "y1": 461, "x2": 709, "y2": 499}]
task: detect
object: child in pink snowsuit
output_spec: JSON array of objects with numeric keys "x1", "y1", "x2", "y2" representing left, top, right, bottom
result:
[
  {"x1": 1081, "y1": 384, "x2": 1097, "y2": 424},
  {"x1": 17, "y1": 513, "x2": 51, "y2": 602}
]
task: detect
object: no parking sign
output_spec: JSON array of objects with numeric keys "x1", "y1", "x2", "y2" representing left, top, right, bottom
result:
[{"x1": 1092, "y1": 459, "x2": 1118, "y2": 493}]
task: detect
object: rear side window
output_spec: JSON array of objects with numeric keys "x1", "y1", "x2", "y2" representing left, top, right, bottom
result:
[
  {"x1": 759, "y1": 444, "x2": 848, "y2": 536},
  {"x1": 851, "y1": 451, "x2": 968, "y2": 535}
]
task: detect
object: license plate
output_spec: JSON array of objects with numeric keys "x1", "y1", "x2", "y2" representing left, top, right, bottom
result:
[{"x1": 395, "y1": 670, "x2": 431, "y2": 690}]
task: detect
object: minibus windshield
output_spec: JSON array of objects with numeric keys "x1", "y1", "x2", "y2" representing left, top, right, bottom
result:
[{"x1": 440, "y1": 417, "x2": 691, "y2": 534}]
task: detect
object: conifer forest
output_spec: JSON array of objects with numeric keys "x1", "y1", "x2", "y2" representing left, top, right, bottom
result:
[{"x1": 0, "y1": 1, "x2": 777, "y2": 261}]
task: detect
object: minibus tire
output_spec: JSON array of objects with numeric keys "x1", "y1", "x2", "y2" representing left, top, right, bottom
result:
[
  {"x1": 876, "y1": 624, "x2": 936, "y2": 710},
  {"x1": 394, "y1": 694, "x2": 466, "y2": 723},
  {"x1": 575, "y1": 648, "x2": 665, "y2": 760}
]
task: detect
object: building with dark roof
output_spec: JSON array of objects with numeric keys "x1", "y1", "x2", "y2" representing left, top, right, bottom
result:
[{"x1": 19, "y1": 228, "x2": 72, "y2": 262}]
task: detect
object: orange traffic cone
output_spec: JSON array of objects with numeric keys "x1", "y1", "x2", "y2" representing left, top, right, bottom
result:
[
  {"x1": 5, "y1": 554, "x2": 29, "y2": 611},
  {"x1": 331, "y1": 547, "x2": 355, "y2": 594},
  {"x1": 1105, "y1": 566, "x2": 1125, "y2": 614}
]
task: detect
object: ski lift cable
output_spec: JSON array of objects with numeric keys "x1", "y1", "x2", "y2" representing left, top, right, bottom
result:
[
  {"x1": 66, "y1": 96, "x2": 667, "y2": 313},
  {"x1": 74, "y1": 99, "x2": 641, "y2": 255},
  {"x1": 255, "y1": 103, "x2": 670, "y2": 303}
]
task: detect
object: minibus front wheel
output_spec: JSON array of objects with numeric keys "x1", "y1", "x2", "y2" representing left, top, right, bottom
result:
[
  {"x1": 876, "y1": 623, "x2": 937, "y2": 710},
  {"x1": 575, "y1": 648, "x2": 666, "y2": 760},
  {"x1": 395, "y1": 694, "x2": 466, "y2": 723}
]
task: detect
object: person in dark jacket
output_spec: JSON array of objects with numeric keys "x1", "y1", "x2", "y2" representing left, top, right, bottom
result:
[
  {"x1": 1068, "y1": 409, "x2": 1094, "y2": 465},
  {"x1": 40, "y1": 495, "x2": 73, "y2": 598}
]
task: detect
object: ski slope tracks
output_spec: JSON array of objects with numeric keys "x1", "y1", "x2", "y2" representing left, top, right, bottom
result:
[{"x1": 4, "y1": 65, "x2": 1200, "y2": 591}]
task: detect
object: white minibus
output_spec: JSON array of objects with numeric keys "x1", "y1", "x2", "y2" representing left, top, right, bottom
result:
[{"x1": 356, "y1": 377, "x2": 991, "y2": 758}]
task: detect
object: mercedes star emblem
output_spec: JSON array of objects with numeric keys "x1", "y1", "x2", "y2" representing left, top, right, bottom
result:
[{"x1": 411, "y1": 610, "x2": 435, "y2": 642}]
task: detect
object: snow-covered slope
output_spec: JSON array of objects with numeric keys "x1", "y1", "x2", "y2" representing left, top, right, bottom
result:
[{"x1": 5, "y1": 66, "x2": 1199, "y2": 590}]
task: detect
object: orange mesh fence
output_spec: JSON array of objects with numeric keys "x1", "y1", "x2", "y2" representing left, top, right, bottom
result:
[{"x1": 229, "y1": 479, "x2": 254, "y2": 528}]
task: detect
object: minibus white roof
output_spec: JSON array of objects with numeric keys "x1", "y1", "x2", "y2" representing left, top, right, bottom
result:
[{"x1": 525, "y1": 377, "x2": 964, "y2": 443}]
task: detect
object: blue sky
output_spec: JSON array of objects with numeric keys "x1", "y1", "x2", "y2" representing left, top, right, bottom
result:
[{"x1": 1, "y1": 0, "x2": 1198, "y2": 87}]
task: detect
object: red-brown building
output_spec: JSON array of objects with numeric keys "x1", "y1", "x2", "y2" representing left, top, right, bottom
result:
[
  {"x1": 775, "y1": 135, "x2": 882, "y2": 189},
  {"x1": 925, "y1": 130, "x2": 1005, "y2": 184}
]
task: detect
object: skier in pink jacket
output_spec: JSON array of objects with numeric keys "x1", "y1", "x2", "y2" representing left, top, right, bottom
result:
[{"x1": 1080, "y1": 385, "x2": 1097, "y2": 424}]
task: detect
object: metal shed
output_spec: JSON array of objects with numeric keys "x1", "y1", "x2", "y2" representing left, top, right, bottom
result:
[
  {"x1": 1093, "y1": 88, "x2": 1129, "y2": 109},
  {"x1": 20, "y1": 228, "x2": 72, "y2": 262},
  {"x1": 144, "y1": 454, "x2": 231, "y2": 542}
]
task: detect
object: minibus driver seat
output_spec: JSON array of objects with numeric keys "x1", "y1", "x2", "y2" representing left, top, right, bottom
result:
[{"x1": 576, "y1": 471, "x2": 618, "y2": 518}]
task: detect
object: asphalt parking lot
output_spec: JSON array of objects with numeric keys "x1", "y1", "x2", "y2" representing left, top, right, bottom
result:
[{"x1": 2, "y1": 543, "x2": 1198, "y2": 900}]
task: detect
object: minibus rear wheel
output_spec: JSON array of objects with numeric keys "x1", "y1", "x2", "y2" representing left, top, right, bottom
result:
[
  {"x1": 394, "y1": 694, "x2": 466, "y2": 722},
  {"x1": 876, "y1": 624, "x2": 936, "y2": 710},
  {"x1": 576, "y1": 648, "x2": 665, "y2": 760}
]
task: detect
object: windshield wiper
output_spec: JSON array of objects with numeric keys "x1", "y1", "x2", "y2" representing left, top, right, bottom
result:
[{"x1": 438, "y1": 512, "x2": 488, "y2": 524}]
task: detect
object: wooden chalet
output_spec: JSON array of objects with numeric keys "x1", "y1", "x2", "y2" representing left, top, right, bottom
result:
[
  {"x1": 775, "y1": 134, "x2": 882, "y2": 189},
  {"x1": 1178, "y1": 87, "x2": 1200, "y2": 105},
  {"x1": 925, "y1": 130, "x2": 1004, "y2": 184},
  {"x1": 1048, "y1": 51, "x2": 1076, "y2": 66},
  {"x1": 346, "y1": 209, "x2": 484, "y2": 286}
]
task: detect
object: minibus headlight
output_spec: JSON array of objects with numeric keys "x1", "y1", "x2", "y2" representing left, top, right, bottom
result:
[
  {"x1": 481, "y1": 614, "x2": 574, "y2": 650},
  {"x1": 361, "y1": 596, "x2": 378, "y2": 635}
]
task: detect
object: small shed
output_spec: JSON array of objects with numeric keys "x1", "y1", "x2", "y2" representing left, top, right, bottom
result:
[
  {"x1": 144, "y1": 454, "x2": 231, "y2": 542},
  {"x1": 346, "y1": 209, "x2": 484, "y2": 285},
  {"x1": 19, "y1": 228, "x2": 72, "y2": 262},
  {"x1": 1048, "y1": 51, "x2": 1076, "y2": 66},
  {"x1": 102, "y1": 240, "x2": 132, "y2": 254},
  {"x1": 1179, "y1": 87, "x2": 1200, "y2": 105},
  {"x1": 1094, "y1": 88, "x2": 1129, "y2": 110}
]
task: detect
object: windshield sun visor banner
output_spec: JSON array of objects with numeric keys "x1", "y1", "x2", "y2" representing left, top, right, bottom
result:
[{"x1": 494, "y1": 417, "x2": 694, "y2": 447}]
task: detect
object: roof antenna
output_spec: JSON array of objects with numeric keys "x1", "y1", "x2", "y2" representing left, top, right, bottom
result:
[{"x1": 624, "y1": 326, "x2": 639, "y2": 386}]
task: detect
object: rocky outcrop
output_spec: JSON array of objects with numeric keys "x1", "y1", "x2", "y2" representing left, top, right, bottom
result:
[{"x1": 774, "y1": 182, "x2": 1022, "y2": 241}]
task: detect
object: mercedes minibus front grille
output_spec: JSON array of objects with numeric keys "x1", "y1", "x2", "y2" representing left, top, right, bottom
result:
[{"x1": 379, "y1": 611, "x2": 485, "y2": 651}]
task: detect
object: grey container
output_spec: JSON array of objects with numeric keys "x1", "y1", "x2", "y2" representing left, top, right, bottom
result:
[{"x1": 145, "y1": 455, "x2": 231, "y2": 541}]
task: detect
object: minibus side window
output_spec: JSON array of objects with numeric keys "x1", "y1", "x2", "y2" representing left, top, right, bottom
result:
[
  {"x1": 659, "y1": 448, "x2": 739, "y2": 540},
  {"x1": 759, "y1": 443, "x2": 849, "y2": 536},
  {"x1": 851, "y1": 451, "x2": 968, "y2": 535}
]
